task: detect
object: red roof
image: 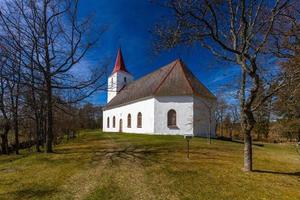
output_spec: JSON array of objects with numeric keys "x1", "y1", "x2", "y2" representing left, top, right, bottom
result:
[
  {"x1": 104, "y1": 59, "x2": 216, "y2": 109},
  {"x1": 112, "y1": 48, "x2": 130, "y2": 74}
]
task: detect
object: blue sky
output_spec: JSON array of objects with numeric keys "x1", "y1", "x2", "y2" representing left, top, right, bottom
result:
[{"x1": 78, "y1": 0, "x2": 240, "y2": 105}]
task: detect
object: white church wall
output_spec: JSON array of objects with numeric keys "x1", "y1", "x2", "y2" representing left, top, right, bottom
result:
[
  {"x1": 107, "y1": 71, "x2": 133, "y2": 103},
  {"x1": 193, "y1": 96, "x2": 216, "y2": 137},
  {"x1": 154, "y1": 96, "x2": 194, "y2": 135},
  {"x1": 103, "y1": 97, "x2": 155, "y2": 133},
  {"x1": 103, "y1": 95, "x2": 216, "y2": 137}
]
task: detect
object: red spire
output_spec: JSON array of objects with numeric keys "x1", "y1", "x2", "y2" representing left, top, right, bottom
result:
[{"x1": 112, "y1": 48, "x2": 129, "y2": 74}]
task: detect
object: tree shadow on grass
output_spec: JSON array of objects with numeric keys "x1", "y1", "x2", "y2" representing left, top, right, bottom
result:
[
  {"x1": 93, "y1": 145, "x2": 163, "y2": 166},
  {"x1": 0, "y1": 154, "x2": 29, "y2": 165},
  {"x1": 51, "y1": 144, "x2": 167, "y2": 167},
  {"x1": 0, "y1": 187, "x2": 59, "y2": 200},
  {"x1": 55, "y1": 144, "x2": 232, "y2": 167},
  {"x1": 253, "y1": 169, "x2": 300, "y2": 177},
  {"x1": 216, "y1": 138, "x2": 264, "y2": 147}
]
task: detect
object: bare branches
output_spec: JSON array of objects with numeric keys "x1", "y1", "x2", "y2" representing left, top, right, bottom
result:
[
  {"x1": 0, "y1": 0, "x2": 107, "y2": 153},
  {"x1": 154, "y1": 0, "x2": 299, "y2": 172}
]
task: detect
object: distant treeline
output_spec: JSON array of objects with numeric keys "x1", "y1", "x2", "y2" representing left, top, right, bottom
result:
[{"x1": 0, "y1": 103, "x2": 102, "y2": 154}]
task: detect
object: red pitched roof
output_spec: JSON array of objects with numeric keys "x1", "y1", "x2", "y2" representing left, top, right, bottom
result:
[
  {"x1": 112, "y1": 48, "x2": 130, "y2": 74},
  {"x1": 104, "y1": 59, "x2": 216, "y2": 110}
]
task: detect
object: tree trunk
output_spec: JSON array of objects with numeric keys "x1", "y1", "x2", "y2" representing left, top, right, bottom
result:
[
  {"x1": 46, "y1": 77, "x2": 53, "y2": 153},
  {"x1": 215, "y1": 123, "x2": 218, "y2": 137},
  {"x1": 257, "y1": 131, "x2": 261, "y2": 141},
  {"x1": 239, "y1": 65, "x2": 257, "y2": 172},
  {"x1": 241, "y1": 110, "x2": 255, "y2": 172},
  {"x1": 229, "y1": 125, "x2": 233, "y2": 140},
  {"x1": 14, "y1": 119, "x2": 19, "y2": 154},
  {"x1": 243, "y1": 129, "x2": 253, "y2": 171},
  {"x1": 35, "y1": 118, "x2": 42, "y2": 152},
  {"x1": 220, "y1": 119, "x2": 223, "y2": 137},
  {"x1": 1, "y1": 135, "x2": 8, "y2": 154},
  {"x1": 13, "y1": 111, "x2": 19, "y2": 154},
  {"x1": 1, "y1": 123, "x2": 10, "y2": 155}
]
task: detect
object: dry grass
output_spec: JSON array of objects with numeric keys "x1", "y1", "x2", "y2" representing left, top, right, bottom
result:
[{"x1": 0, "y1": 130, "x2": 299, "y2": 200}]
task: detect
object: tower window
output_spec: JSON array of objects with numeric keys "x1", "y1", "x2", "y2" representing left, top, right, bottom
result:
[
  {"x1": 167, "y1": 109, "x2": 177, "y2": 128},
  {"x1": 137, "y1": 112, "x2": 142, "y2": 128},
  {"x1": 124, "y1": 77, "x2": 127, "y2": 83}
]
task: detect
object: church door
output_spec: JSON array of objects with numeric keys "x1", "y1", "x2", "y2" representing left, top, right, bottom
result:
[{"x1": 119, "y1": 119, "x2": 123, "y2": 133}]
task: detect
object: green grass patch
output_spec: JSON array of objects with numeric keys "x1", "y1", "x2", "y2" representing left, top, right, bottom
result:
[{"x1": 0, "y1": 130, "x2": 299, "y2": 200}]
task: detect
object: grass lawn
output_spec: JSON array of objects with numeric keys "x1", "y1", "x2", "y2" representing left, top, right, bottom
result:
[{"x1": 0, "y1": 130, "x2": 299, "y2": 200}]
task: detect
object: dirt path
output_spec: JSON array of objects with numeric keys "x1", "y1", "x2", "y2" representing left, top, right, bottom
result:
[
  {"x1": 60, "y1": 134, "x2": 178, "y2": 200},
  {"x1": 59, "y1": 135, "x2": 118, "y2": 200}
]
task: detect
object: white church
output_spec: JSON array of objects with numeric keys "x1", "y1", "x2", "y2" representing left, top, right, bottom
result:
[{"x1": 102, "y1": 49, "x2": 217, "y2": 137}]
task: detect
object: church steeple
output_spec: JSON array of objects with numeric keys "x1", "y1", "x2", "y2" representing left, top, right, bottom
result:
[
  {"x1": 112, "y1": 48, "x2": 130, "y2": 74},
  {"x1": 107, "y1": 48, "x2": 133, "y2": 103}
]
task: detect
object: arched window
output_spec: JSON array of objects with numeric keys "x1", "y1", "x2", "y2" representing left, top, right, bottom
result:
[
  {"x1": 113, "y1": 116, "x2": 116, "y2": 128},
  {"x1": 127, "y1": 114, "x2": 131, "y2": 128},
  {"x1": 137, "y1": 112, "x2": 142, "y2": 128},
  {"x1": 168, "y1": 109, "x2": 177, "y2": 127},
  {"x1": 107, "y1": 117, "x2": 110, "y2": 128}
]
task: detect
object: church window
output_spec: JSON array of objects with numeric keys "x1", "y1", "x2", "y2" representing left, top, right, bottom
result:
[
  {"x1": 113, "y1": 116, "x2": 116, "y2": 128},
  {"x1": 124, "y1": 77, "x2": 127, "y2": 83},
  {"x1": 127, "y1": 114, "x2": 131, "y2": 128},
  {"x1": 107, "y1": 117, "x2": 110, "y2": 128},
  {"x1": 137, "y1": 112, "x2": 142, "y2": 128},
  {"x1": 167, "y1": 109, "x2": 177, "y2": 128}
]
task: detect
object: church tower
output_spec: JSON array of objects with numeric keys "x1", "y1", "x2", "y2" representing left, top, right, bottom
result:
[{"x1": 107, "y1": 48, "x2": 133, "y2": 103}]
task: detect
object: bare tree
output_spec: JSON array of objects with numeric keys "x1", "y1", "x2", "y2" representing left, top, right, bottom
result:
[
  {"x1": 5, "y1": 51, "x2": 22, "y2": 154},
  {"x1": 154, "y1": 0, "x2": 299, "y2": 171},
  {"x1": 273, "y1": 51, "x2": 300, "y2": 141},
  {"x1": 0, "y1": 0, "x2": 107, "y2": 153},
  {"x1": 0, "y1": 48, "x2": 11, "y2": 154}
]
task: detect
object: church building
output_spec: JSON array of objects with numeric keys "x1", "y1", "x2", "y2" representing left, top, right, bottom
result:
[{"x1": 102, "y1": 49, "x2": 217, "y2": 137}]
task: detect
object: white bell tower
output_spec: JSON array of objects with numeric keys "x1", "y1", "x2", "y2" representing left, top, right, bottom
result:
[{"x1": 107, "y1": 48, "x2": 133, "y2": 103}]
